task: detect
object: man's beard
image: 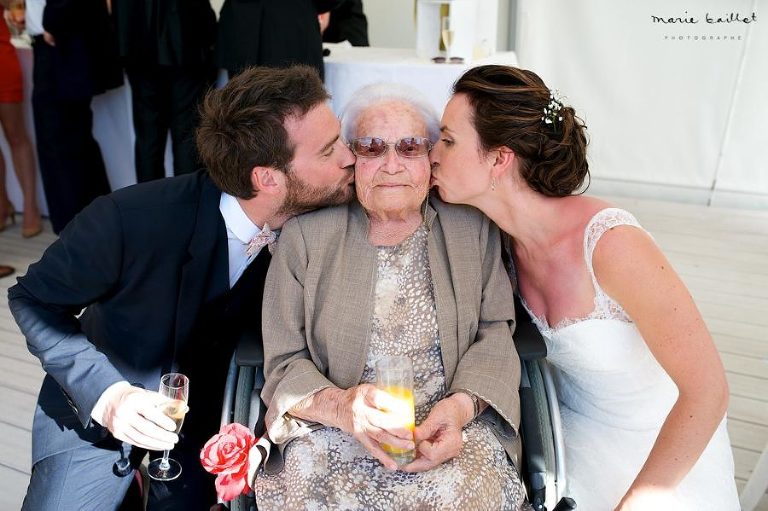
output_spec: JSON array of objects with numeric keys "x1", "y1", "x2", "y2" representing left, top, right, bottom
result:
[{"x1": 276, "y1": 167, "x2": 355, "y2": 218}]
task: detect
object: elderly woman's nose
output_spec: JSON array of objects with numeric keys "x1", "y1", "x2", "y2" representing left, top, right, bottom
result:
[{"x1": 381, "y1": 146, "x2": 403, "y2": 172}]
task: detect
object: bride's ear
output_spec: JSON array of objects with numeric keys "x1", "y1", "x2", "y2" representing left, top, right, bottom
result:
[{"x1": 490, "y1": 146, "x2": 516, "y2": 180}]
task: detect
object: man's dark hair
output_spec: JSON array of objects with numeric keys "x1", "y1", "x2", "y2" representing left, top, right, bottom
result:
[{"x1": 196, "y1": 65, "x2": 330, "y2": 199}]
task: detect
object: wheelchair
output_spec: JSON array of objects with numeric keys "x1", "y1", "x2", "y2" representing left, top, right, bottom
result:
[{"x1": 219, "y1": 296, "x2": 575, "y2": 511}]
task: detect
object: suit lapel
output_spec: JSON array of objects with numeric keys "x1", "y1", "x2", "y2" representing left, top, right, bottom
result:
[
  {"x1": 333, "y1": 202, "x2": 377, "y2": 389},
  {"x1": 425, "y1": 203, "x2": 460, "y2": 385},
  {"x1": 173, "y1": 176, "x2": 228, "y2": 360}
]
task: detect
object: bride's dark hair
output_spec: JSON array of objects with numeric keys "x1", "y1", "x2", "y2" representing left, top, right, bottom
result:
[{"x1": 453, "y1": 65, "x2": 590, "y2": 197}]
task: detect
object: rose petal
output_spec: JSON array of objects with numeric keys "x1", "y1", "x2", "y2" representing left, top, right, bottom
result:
[
  {"x1": 215, "y1": 472, "x2": 249, "y2": 502},
  {"x1": 200, "y1": 423, "x2": 257, "y2": 475}
]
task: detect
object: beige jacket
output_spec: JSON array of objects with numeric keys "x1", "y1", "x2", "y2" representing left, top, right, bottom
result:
[{"x1": 261, "y1": 197, "x2": 521, "y2": 462}]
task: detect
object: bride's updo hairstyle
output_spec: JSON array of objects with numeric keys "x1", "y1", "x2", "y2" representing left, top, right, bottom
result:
[{"x1": 453, "y1": 65, "x2": 589, "y2": 197}]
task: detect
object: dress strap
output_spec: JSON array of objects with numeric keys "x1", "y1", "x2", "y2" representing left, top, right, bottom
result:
[{"x1": 582, "y1": 208, "x2": 645, "y2": 321}]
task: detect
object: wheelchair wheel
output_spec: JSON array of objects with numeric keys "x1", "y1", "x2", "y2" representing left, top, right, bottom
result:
[
  {"x1": 521, "y1": 358, "x2": 557, "y2": 511},
  {"x1": 231, "y1": 366, "x2": 257, "y2": 511},
  {"x1": 233, "y1": 365, "x2": 255, "y2": 426}
]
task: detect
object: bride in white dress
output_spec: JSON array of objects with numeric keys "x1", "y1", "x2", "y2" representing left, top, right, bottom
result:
[{"x1": 429, "y1": 64, "x2": 741, "y2": 510}]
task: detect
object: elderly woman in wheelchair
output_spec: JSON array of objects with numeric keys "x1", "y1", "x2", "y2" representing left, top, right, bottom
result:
[{"x1": 237, "y1": 83, "x2": 532, "y2": 510}]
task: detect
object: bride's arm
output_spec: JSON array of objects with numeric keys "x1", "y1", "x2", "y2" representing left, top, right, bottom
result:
[{"x1": 592, "y1": 225, "x2": 729, "y2": 510}]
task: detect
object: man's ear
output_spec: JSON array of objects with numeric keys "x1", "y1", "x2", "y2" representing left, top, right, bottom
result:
[{"x1": 251, "y1": 166, "x2": 284, "y2": 196}]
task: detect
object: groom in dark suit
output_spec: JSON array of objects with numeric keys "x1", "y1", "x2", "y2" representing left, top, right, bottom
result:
[{"x1": 9, "y1": 66, "x2": 355, "y2": 510}]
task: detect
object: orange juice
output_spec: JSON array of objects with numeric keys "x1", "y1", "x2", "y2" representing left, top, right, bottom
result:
[{"x1": 381, "y1": 385, "x2": 416, "y2": 464}]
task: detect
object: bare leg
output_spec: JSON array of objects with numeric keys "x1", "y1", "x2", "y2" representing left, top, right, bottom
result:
[
  {"x1": 0, "y1": 102, "x2": 41, "y2": 233},
  {"x1": 0, "y1": 143, "x2": 10, "y2": 227}
]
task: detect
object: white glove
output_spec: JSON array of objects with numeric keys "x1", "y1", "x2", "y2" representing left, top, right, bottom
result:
[{"x1": 93, "y1": 383, "x2": 181, "y2": 451}]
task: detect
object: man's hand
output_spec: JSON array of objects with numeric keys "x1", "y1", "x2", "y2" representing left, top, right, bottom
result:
[
  {"x1": 42, "y1": 30, "x2": 55, "y2": 46},
  {"x1": 97, "y1": 385, "x2": 181, "y2": 451},
  {"x1": 335, "y1": 384, "x2": 415, "y2": 471},
  {"x1": 318, "y1": 12, "x2": 330, "y2": 34},
  {"x1": 402, "y1": 394, "x2": 470, "y2": 472}
]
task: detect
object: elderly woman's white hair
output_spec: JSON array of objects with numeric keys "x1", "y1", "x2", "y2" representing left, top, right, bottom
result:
[{"x1": 340, "y1": 83, "x2": 441, "y2": 143}]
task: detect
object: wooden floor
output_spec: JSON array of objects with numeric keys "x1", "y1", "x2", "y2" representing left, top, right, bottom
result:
[{"x1": 0, "y1": 196, "x2": 766, "y2": 510}]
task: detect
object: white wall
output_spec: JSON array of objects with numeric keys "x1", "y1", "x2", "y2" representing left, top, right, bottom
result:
[
  {"x1": 516, "y1": 0, "x2": 767, "y2": 208},
  {"x1": 363, "y1": 0, "x2": 417, "y2": 48},
  {"x1": 363, "y1": 0, "x2": 511, "y2": 50}
]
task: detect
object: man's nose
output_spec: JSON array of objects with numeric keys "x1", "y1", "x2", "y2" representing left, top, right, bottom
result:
[{"x1": 339, "y1": 140, "x2": 355, "y2": 168}]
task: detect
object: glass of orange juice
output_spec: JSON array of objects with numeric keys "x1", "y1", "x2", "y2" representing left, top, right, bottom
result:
[{"x1": 375, "y1": 355, "x2": 416, "y2": 466}]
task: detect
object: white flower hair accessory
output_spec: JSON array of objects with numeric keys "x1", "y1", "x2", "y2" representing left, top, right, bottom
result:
[{"x1": 541, "y1": 89, "x2": 566, "y2": 128}]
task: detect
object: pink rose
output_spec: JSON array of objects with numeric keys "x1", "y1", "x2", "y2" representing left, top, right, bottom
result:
[{"x1": 200, "y1": 423, "x2": 256, "y2": 501}]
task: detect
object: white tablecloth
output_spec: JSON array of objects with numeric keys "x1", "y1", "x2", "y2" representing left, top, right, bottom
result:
[{"x1": 2, "y1": 44, "x2": 517, "y2": 215}]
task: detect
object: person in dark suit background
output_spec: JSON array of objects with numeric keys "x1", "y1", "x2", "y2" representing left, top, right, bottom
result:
[
  {"x1": 9, "y1": 65, "x2": 355, "y2": 510},
  {"x1": 111, "y1": 0, "x2": 217, "y2": 183},
  {"x1": 321, "y1": 0, "x2": 369, "y2": 47},
  {"x1": 25, "y1": 0, "x2": 122, "y2": 234},
  {"x1": 216, "y1": 0, "x2": 342, "y2": 80}
]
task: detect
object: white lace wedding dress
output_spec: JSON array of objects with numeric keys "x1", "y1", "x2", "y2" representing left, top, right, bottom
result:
[{"x1": 523, "y1": 208, "x2": 740, "y2": 510}]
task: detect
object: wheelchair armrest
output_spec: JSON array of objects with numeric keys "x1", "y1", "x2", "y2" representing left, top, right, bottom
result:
[
  {"x1": 519, "y1": 358, "x2": 555, "y2": 510},
  {"x1": 515, "y1": 319, "x2": 547, "y2": 361},
  {"x1": 514, "y1": 295, "x2": 547, "y2": 361},
  {"x1": 235, "y1": 332, "x2": 264, "y2": 367}
]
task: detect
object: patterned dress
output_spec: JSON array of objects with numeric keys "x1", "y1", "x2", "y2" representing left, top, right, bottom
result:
[{"x1": 255, "y1": 226, "x2": 529, "y2": 510}]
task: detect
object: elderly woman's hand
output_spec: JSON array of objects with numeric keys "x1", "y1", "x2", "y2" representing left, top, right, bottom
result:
[
  {"x1": 402, "y1": 393, "x2": 474, "y2": 472},
  {"x1": 335, "y1": 384, "x2": 417, "y2": 471}
]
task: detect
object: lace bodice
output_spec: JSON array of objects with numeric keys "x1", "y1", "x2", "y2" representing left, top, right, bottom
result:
[{"x1": 523, "y1": 208, "x2": 645, "y2": 333}]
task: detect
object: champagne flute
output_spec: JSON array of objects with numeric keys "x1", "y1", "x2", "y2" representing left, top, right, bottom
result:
[
  {"x1": 441, "y1": 16, "x2": 455, "y2": 61},
  {"x1": 147, "y1": 373, "x2": 189, "y2": 481}
]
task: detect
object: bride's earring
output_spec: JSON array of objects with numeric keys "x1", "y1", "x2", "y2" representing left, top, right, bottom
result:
[{"x1": 491, "y1": 178, "x2": 497, "y2": 191}]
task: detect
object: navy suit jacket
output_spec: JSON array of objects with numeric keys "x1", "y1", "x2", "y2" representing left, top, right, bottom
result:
[
  {"x1": 215, "y1": 0, "x2": 342, "y2": 76},
  {"x1": 42, "y1": 0, "x2": 123, "y2": 99},
  {"x1": 111, "y1": 0, "x2": 217, "y2": 67},
  {"x1": 9, "y1": 171, "x2": 261, "y2": 464}
]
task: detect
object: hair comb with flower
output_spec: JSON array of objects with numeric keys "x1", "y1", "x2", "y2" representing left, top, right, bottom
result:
[{"x1": 541, "y1": 89, "x2": 566, "y2": 128}]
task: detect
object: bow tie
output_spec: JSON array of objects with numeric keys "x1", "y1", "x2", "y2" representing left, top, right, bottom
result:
[{"x1": 245, "y1": 224, "x2": 277, "y2": 257}]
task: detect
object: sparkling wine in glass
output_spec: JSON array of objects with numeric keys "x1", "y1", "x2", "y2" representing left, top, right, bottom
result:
[
  {"x1": 375, "y1": 356, "x2": 416, "y2": 466},
  {"x1": 147, "y1": 373, "x2": 189, "y2": 481},
  {"x1": 441, "y1": 16, "x2": 455, "y2": 61}
]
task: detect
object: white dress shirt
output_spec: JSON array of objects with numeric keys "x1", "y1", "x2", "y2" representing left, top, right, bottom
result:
[
  {"x1": 219, "y1": 192, "x2": 269, "y2": 288},
  {"x1": 25, "y1": 0, "x2": 45, "y2": 37}
]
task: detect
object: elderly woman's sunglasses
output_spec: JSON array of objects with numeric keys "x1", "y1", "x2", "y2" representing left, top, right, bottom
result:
[{"x1": 348, "y1": 137, "x2": 433, "y2": 158}]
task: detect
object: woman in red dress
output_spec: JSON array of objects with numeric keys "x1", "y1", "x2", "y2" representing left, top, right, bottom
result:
[{"x1": 0, "y1": 1, "x2": 42, "y2": 237}]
